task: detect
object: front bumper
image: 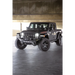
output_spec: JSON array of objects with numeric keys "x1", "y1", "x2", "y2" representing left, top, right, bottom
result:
[{"x1": 17, "y1": 34, "x2": 36, "y2": 45}]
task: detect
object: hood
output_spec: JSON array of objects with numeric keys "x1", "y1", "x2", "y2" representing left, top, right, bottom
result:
[{"x1": 21, "y1": 30, "x2": 46, "y2": 34}]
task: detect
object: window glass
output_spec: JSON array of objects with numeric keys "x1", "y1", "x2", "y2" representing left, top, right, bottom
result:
[
  {"x1": 30, "y1": 24, "x2": 34, "y2": 28},
  {"x1": 29, "y1": 23, "x2": 49, "y2": 30},
  {"x1": 52, "y1": 23, "x2": 55, "y2": 29}
]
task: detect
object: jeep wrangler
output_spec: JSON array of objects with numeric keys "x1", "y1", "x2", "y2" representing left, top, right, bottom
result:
[{"x1": 15, "y1": 22, "x2": 62, "y2": 51}]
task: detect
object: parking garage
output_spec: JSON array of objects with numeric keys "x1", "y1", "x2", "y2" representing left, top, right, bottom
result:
[{"x1": 13, "y1": 0, "x2": 62, "y2": 75}]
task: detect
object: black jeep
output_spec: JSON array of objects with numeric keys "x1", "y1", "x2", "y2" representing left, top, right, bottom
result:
[{"x1": 15, "y1": 22, "x2": 62, "y2": 51}]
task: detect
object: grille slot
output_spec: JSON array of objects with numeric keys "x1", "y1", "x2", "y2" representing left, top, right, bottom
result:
[{"x1": 24, "y1": 33, "x2": 34, "y2": 41}]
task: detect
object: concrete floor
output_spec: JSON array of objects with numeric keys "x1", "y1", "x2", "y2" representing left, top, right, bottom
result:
[{"x1": 13, "y1": 37, "x2": 62, "y2": 75}]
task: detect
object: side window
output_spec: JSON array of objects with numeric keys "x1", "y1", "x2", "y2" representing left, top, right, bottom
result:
[
  {"x1": 50, "y1": 23, "x2": 55, "y2": 30},
  {"x1": 53, "y1": 24, "x2": 56, "y2": 30},
  {"x1": 54, "y1": 24, "x2": 56, "y2": 30}
]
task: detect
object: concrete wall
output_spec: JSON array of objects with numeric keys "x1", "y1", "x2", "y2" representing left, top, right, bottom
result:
[{"x1": 13, "y1": 0, "x2": 62, "y2": 15}]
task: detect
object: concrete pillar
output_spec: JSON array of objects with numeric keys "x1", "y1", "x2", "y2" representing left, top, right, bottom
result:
[{"x1": 20, "y1": 23, "x2": 22, "y2": 31}]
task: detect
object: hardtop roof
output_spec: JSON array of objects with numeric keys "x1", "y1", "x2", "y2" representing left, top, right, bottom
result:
[{"x1": 30, "y1": 22, "x2": 56, "y2": 24}]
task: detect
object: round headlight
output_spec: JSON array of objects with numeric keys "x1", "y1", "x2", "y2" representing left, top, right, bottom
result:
[
  {"x1": 35, "y1": 33, "x2": 39, "y2": 38},
  {"x1": 21, "y1": 33, "x2": 24, "y2": 38}
]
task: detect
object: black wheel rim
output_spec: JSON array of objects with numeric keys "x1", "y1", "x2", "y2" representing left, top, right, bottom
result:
[
  {"x1": 18, "y1": 40, "x2": 25, "y2": 48},
  {"x1": 42, "y1": 41, "x2": 49, "y2": 50}
]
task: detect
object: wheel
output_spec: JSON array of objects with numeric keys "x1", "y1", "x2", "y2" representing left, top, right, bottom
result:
[
  {"x1": 56, "y1": 35, "x2": 62, "y2": 46},
  {"x1": 38, "y1": 38, "x2": 50, "y2": 51},
  {"x1": 15, "y1": 38, "x2": 27, "y2": 49}
]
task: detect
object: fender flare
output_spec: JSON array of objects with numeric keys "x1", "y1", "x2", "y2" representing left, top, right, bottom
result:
[
  {"x1": 56, "y1": 32, "x2": 62, "y2": 39},
  {"x1": 45, "y1": 34, "x2": 49, "y2": 39}
]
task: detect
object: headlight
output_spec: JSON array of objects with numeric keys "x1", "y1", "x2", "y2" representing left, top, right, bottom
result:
[
  {"x1": 20, "y1": 32, "x2": 24, "y2": 38},
  {"x1": 35, "y1": 33, "x2": 39, "y2": 38}
]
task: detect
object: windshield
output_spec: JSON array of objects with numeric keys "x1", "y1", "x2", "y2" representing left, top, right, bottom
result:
[{"x1": 29, "y1": 23, "x2": 49, "y2": 30}]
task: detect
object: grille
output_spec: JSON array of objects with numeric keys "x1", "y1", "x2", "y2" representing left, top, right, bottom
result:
[{"x1": 24, "y1": 33, "x2": 34, "y2": 41}]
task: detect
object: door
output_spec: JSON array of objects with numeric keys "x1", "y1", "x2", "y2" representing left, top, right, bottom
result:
[
  {"x1": 52, "y1": 30, "x2": 56, "y2": 40},
  {"x1": 49, "y1": 29, "x2": 54, "y2": 41},
  {"x1": 52, "y1": 23, "x2": 57, "y2": 40},
  {"x1": 49, "y1": 24, "x2": 54, "y2": 41},
  {"x1": 49, "y1": 23, "x2": 56, "y2": 41}
]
